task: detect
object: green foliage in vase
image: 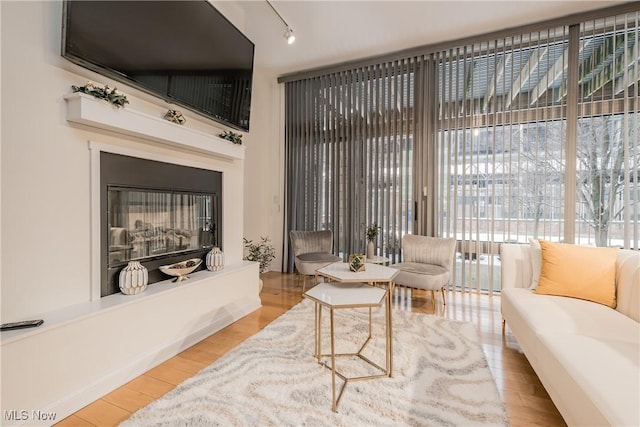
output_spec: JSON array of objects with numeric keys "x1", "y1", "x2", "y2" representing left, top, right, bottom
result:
[
  {"x1": 72, "y1": 81, "x2": 129, "y2": 108},
  {"x1": 365, "y1": 222, "x2": 381, "y2": 242},
  {"x1": 219, "y1": 130, "x2": 243, "y2": 145},
  {"x1": 243, "y1": 236, "x2": 276, "y2": 273}
]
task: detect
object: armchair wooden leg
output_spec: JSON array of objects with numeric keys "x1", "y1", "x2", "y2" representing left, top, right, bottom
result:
[
  {"x1": 441, "y1": 287, "x2": 446, "y2": 305},
  {"x1": 302, "y1": 275, "x2": 307, "y2": 293},
  {"x1": 502, "y1": 318, "x2": 506, "y2": 334},
  {"x1": 430, "y1": 290, "x2": 436, "y2": 310}
]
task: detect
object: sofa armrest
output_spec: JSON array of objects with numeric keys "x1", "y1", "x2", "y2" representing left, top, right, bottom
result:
[
  {"x1": 500, "y1": 243, "x2": 533, "y2": 290},
  {"x1": 615, "y1": 249, "x2": 640, "y2": 322}
]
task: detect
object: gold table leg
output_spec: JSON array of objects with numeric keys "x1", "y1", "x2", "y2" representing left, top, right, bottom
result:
[
  {"x1": 388, "y1": 281, "x2": 394, "y2": 377},
  {"x1": 314, "y1": 302, "x2": 319, "y2": 360},
  {"x1": 308, "y1": 281, "x2": 392, "y2": 412},
  {"x1": 330, "y1": 308, "x2": 336, "y2": 412}
]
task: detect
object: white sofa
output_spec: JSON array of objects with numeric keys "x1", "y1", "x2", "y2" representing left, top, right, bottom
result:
[{"x1": 500, "y1": 243, "x2": 640, "y2": 427}]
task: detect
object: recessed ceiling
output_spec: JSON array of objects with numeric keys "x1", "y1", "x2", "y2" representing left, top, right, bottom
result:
[{"x1": 219, "y1": 1, "x2": 628, "y2": 77}]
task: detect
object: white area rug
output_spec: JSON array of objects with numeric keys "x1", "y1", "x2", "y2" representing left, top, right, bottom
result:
[{"x1": 121, "y1": 300, "x2": 508, "y2": 426}]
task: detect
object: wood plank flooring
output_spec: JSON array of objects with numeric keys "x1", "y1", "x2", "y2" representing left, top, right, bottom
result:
[{"x1": 56, "y1": 272, "x2": 566, "y2": 427}]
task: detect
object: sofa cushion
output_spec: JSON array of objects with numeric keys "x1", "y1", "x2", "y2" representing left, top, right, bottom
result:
[
  {"x1": 502, "y1": 288, "x2": 640, "y2": 426},
  {"x1": 503, "y1": 288, "x2": 635, "y2": 336},
  {"x1": 615, "y1": 249, "x2": 640, "y2": 322},
  {"x1": 528, "y1": 238, "x2": 542, "y2": 290},
  {"x1": 535, "y1": 240, "x2": 618, "y2": 307},
  {"x1": 540, "y1": 332, "x2": 639, "y2": 427}
]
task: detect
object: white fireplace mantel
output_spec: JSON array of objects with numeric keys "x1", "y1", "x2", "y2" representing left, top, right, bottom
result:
[{"x1": 64, "y1": 93, "x2": 245, "y2": 160}]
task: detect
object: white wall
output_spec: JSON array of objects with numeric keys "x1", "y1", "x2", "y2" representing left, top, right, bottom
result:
[
  {"x1": 242, "y1": 70, "x2": 285, "y2": 272},
  {"x1": 0, "y1": 1, "x2": 275, "y2": 422},
  {"x1": 0, "y1": 0, "x2": 273, "y2": 321},
  {"x1": 212, "y1": 0, "x2": 285, "y2": 273}
]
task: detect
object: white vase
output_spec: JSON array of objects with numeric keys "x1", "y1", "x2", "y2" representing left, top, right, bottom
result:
[
  {"x1": 206, "y1": 247, "x2": 224, "y2": 271},
  {"x1": 367, "y1": 240, "x2": 375, "y2": 258},
  {"x1": 119, "y1": 261, "x2": 148, "y2": 295}
]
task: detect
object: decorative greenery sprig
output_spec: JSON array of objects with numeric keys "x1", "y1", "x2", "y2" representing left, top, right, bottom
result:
[
  {"x1": 72, "y1": 81, "x2": 129, "y2": 108},
  {"x1": 219, "y1": 130, "x2": 243, "y2": 145},
  {"x1": 365, "y1": 222, "x2": 381, "y2": 242},
  {"x1": 243, "y1": 236, "x2": 276, "y2": 273}
]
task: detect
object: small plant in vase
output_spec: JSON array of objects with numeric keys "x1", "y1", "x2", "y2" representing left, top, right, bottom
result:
[
  {"x1": 365, "y1": 223, "x2": 380, "y2": 258},
  {"x1": 244, "y1": 236, "x2": 276, "y2": 293},
  {"x1": 243, "y1": 236, "x2": 276, "y2": 274}
]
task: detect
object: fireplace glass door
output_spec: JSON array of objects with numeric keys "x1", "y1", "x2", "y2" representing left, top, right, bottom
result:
[{"x1": 108, "y1": 187, "x2": 216, "y2": 266}]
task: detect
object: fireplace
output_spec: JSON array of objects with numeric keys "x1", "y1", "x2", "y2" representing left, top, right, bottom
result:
[{"x1": 101, "y1": 152, "x2": 222, "y2": 296}]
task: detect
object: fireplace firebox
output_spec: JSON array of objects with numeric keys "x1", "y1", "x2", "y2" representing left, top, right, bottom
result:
[{"x1": 101, "y1": 152, "x2": 222, "y2": 296}]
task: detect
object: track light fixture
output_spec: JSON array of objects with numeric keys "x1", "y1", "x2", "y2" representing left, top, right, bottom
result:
[
  {"x1": 284, "y1": 27, "x2": 295, "y2": 44},
  {"x1": 266, "y1": 0, "x2": 295, "y2": 45}
]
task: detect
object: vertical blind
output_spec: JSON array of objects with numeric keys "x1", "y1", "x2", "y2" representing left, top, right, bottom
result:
[
  {"x1": 433, "y1": 10, "x2": 639, "y2": 293},
  {"x1": 576, "y1": 11, "x2": 639, "y2": 248},
  {"x1": 283, "y1": 4, "x2": 639, "y2": 292},
  {"x1": 432, "y1": 27, "x2": 572, "y2": 293},
  {"x1": 284, "y1": 60, "x2": 418, "y2": 271}
]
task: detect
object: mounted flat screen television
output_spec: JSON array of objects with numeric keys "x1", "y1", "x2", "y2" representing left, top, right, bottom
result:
[{"x1": 62, "y1": 1, "x2": 254, "y2": 131}]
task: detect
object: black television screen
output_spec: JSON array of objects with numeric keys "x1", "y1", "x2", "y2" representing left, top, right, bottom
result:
[{"x1": 62, "y1": 1, "x2": 254, "y2": 131}]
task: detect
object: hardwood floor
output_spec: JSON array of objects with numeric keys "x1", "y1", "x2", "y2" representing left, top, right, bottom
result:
[{"x1": 56, "y1": 272, "x2": 566, "y2": 427}]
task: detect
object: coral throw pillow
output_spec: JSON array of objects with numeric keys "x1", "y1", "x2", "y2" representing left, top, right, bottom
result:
[{"x1": 534, "y1": 240, "x2": 618, "y2": 308}]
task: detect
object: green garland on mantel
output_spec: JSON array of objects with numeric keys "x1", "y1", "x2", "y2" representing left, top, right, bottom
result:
[
  {"x1": 71, "y1": 81, "x2": 129, "y2": 108},
  {"x1": 218, "y1": 130, "x2": 243, "y2": 145}
]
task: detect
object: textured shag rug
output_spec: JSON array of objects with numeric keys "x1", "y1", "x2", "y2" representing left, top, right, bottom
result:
[{"x1": 121, "y1": 300, "x2": 508, "y2": 426}]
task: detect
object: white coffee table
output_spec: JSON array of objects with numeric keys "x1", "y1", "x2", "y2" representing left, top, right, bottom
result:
[
  {"x1": 366, "y1": 255, "x2": 390, "y2": 265},
  {"x1": 303, "y1": 281, "x2": 389, "y2": 412},
  {"x1": 315, "y1": 261, "x2": 398, "y2": 285},
  {"x1": 315, "y1": 262, "x2": 398, "y2": 377}
]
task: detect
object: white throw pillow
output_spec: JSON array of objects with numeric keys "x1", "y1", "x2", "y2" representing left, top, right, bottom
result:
[{"x1": 529, "y1": 238, "x2": 542, "y2": 290}]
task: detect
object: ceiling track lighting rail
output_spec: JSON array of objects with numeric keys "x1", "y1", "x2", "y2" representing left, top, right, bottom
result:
[{"x1": 266, "y1": 0, "x2": 295, "y2": 44}]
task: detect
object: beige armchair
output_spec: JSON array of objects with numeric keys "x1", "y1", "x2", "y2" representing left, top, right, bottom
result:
[
  {"x1": 289, "y1": 230, "x2": 341, "y2": 291},
  {"x1": 390, "y1": 234, "x2": 457, "y2": 307}
]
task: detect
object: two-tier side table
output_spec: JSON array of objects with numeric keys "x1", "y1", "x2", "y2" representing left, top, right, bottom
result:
[{"x1": 303, "y1": 281, "x2": 390, "y2": 412}]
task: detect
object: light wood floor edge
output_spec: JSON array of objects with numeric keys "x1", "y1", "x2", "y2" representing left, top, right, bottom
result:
[{"x1": 55, "y1": 272, "x2": 567, "y2": 427}]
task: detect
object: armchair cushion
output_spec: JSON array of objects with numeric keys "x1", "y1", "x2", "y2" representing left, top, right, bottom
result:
[
  {"x1": 298, "y1": 252, "x2": 341, "y2": 262},
  {"x1": 392, "y1": 262, "x2": 447, "y2": 276},
  {"x1": 393, "y1": 262, "x2": 450, "y2": 289},
  {"x1": 289, "y1": 230, "x2": 341, "y2": 281}
]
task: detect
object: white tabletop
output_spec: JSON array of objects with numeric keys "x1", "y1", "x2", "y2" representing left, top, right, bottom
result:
[
  {"x1": 316, "y1": 262, "x2": 398, "y2": 283},
  {"x1": 304, "y1": 282, "x2": 387, "y2": 308}
]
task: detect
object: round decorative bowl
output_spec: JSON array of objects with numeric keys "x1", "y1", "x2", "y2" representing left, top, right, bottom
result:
[{"x1": 159, "y1": 258, "x2": 202, "y2": 282}]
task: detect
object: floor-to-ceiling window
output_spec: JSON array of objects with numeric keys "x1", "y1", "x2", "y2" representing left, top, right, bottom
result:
[
  {"x1": 432, "y1": 9, "x2": 638, "y2": 292},
  {"x1": 433, "y1": 28, "x2": 572, "y2": 292},
  {"x1": 281, "y1": 4, "x2": 639, "y2": 290},
  {"x1": 575, "y1": 14, "x2": 639, "y2": 248}
]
